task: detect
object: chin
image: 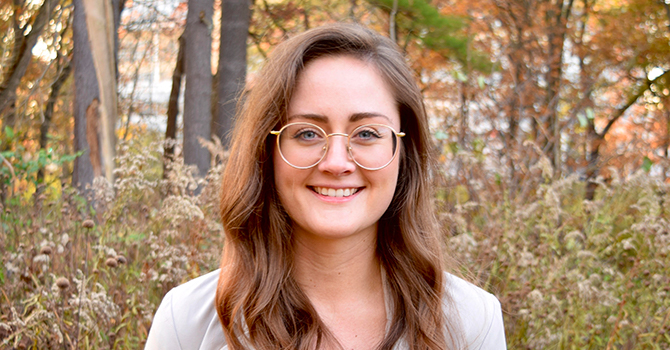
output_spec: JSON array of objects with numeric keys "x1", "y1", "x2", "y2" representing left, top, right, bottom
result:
[{"x1": 295, "y1": 221, "x2": 377, "y2": 241}]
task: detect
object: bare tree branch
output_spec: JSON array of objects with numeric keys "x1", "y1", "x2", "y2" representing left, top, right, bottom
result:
[
  {"x1": 39, "y1": 56, "x2": 73, "y2": 150},
  {"x1": 663, "y1": 0, "x2": 670, "y2": 34},
  {"x1": 600, "y1": 69, "x2": 670, "y2": 138},
  {"x1": 0, "y1": 0, "x2": 57, "y2": 114}
]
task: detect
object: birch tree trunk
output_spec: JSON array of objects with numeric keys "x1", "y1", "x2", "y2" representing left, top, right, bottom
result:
[
  {"x1": 72, "y1": 0, "x2": 124, "y2": 191},
  {"x1": 82, "y1": 0, "x2": 118, "y2": 182},
  {"x1": 72, "y1": 0, "x2": 99, "y2": 191}
]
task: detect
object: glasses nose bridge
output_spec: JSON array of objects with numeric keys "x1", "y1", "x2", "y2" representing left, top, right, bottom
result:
[
  {"x1": 326, "y1": 130, "x2": 351, "y2": 147},
  {"x1": 327, "y1": 132, "x2": 349, "y2": 139},
  {"x1": 321, "y1": 131, "x2": 353, "y2": 162},
  {"x1": 325, "y1": 132, "x2": 350, "y2": 147}
]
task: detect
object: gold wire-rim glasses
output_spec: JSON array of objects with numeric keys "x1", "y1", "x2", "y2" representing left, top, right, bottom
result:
[{"x1": 270, "y1": 122, "x2": 405, "y2": 170}]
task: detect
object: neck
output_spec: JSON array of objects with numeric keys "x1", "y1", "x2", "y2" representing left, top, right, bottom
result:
[
  {"x1": 292, "y1": 228, "x2": 389, "y2": 350},
  {"x1": 292, "y1": 228, "x2": 382, "y2": 303}
]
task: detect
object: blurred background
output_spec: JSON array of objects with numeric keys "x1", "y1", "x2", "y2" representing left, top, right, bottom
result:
[{"x1": 1, "y1": 0, "x2": 669, "y2": 348}]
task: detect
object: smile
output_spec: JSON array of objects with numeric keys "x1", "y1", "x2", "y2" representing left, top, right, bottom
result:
[{"x1": 311, "y1": 186, "x2": 360, "y2": 198}]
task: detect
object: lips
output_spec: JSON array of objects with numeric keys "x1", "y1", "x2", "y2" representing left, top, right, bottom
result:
[{"x1": 311, "y1": 186, "x2": 361, "y2": 198}]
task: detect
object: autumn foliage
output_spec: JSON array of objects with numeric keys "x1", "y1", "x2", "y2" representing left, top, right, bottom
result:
[{"x1": 1, "y1": 0, "x2": 669, "y2": 348}]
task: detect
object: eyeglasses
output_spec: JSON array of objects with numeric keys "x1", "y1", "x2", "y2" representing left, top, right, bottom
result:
[{"x1": 270, "y1": 122, "x2": 405, "y2": 170}]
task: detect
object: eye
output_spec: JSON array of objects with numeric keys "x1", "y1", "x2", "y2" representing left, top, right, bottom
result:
[
  {"x1": 353, "y1": 127, "x2": 382, "y2": 140},
  {"x1": 291, "y1": 128, "x2": 323, "y2": 142}
]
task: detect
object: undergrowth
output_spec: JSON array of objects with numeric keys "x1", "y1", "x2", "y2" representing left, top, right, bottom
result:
[{"x1": 1, "y1": 138, "x2": 669, "y2": 349}]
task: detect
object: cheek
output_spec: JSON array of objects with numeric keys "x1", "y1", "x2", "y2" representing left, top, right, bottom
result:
[
  {"x1": 374, "y1": 160, "x2": 401, "y2": 206},
  {"x1": 273, "y1": 149, "x2": 288, "y2": 193},
  {"x1": 273, "y1": 148, "x2": 299, "y2": 207}
]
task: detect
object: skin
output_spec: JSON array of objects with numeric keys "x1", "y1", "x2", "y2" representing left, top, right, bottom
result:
[{"x1": 273, "y1": 55, "x2": 402, "y2": 349}]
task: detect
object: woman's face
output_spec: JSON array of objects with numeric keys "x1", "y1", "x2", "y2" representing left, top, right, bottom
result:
[{"x1": 273, "y1": 55, "x2": 401, "y2": 244}]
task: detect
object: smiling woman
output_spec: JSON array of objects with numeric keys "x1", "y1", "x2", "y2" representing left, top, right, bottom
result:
[
  {"x1": 145, "y1": 23, "x2": 506, "y2": 350},
  {"x1": 273, "y1": 55, "x2": 401, "y2": 244}
]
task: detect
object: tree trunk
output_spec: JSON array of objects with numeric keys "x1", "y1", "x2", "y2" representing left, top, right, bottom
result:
[
  {"x1": 112, "y1": 0, "x2": 127, "y2": 79},
  {"x1": 37, "y1": 59, "x2": 73, "y2": 189},
  {"x1": 183, "y1": 0, "x2": 214, "y2": 177},
  {"x1": 40, "y1": 61, "x2": 73, "y2": 152},
  {"x1": 82, "y1": 0, "x2": 119, "y2": 182},
  {"x1": 164, "y1": 34, "x2": 185, "y2": 177},
  {"x1": 389, "y1": 0, "x2": 398, "y2": 43},
  {"x1": 72, "y1": 0, "x2": 125, "y2": 192},
  {"x1": 72, "y1": 0, "x2": 99, "y2": 193},
  {"x1": 458, "y1": 79, "x2": 468, "y2": 148},
  {"x1": 506, "y1": 52, "x2": 523, "y2": 195},
  {"x1": 0, "y1": 0, "x2": 25, "y2": 142},
  {"x1": 584, "y1": 125, "x2": 601, "y2": 200},
  {"x1": 215, "y1": 0, "x2": 250, "y2": 148},
  {"x1": 543, "y1": 0, "x2": 574, "y2": 178}
]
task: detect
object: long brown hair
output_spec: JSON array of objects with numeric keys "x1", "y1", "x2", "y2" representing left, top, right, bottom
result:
[{"x1": 216, "y1": 23, "x2": 460, "y2": 349}]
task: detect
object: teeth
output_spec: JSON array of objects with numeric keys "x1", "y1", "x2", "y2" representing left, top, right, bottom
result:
[{"x1": 314, "y1": 187, "x2": 359, "y2": 197}]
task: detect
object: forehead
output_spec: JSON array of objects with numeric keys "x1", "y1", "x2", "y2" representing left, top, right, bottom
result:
[{"x1": 287, "y1": 55, "x2": 400, "y2": 129}]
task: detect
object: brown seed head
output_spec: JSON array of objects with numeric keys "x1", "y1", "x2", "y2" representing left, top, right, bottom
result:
[
  {"x1": 116, "y1": 255, "x2": 127, "y2": 264},
  {"x1": 55, "y1": 277, "x2": 70, "y2": 289},
  {"x1": 82, "y1": 219, "x2": 95, "y2": 229},
  {"x1": 105, "y1": 257, "x2": 118, "y2": 268},
  {"x1": 40, "y1": 246, "x2": 53, "y2": 255}
]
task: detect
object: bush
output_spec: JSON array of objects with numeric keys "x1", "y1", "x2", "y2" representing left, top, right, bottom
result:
[
  {"x1": 1, "y1": 138, "x2": 668, "y2": 349},
  {"x1": 0, "y1": 139, "x2": 224, "y2": 349}
]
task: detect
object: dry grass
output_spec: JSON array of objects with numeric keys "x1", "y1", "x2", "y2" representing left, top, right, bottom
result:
[{"x1": 1, "y1": 137, "x2": 669, "y2": 349}]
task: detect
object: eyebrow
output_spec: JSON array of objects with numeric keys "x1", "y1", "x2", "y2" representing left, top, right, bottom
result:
[{"x1": 288, "y1": 112, "x2": 392, "y2": 123}]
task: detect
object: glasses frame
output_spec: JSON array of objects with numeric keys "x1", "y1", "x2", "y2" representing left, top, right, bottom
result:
[{"x1": 270, "y1": 122, "x2": 405, "y2": 171}]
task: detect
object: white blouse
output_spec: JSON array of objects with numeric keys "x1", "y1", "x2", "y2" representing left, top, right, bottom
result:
[{"x1": 145, "y1": 269, "x2": 506, "y2": 350}]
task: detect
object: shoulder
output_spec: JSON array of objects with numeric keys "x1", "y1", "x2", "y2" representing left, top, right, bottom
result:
[
  {"x1": 145, "y1": 269, "x2": 227, "y2": 350},
  {"x1": 443, "y1": 272, "x2": 507, "y2": 350}
]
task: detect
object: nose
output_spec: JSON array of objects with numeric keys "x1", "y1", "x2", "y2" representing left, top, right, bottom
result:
[{"x1": 317, "y1": 135, "x2": 356, "y2": 175}]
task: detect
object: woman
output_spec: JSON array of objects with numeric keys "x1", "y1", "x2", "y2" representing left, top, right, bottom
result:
[{"x1": 146, "y1": 23, "x2": 506, "y2": 350}]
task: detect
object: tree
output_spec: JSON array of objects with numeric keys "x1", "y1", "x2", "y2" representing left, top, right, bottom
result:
[
  {"x1": 72, "y1": 0, "x2": 125, "y2": 191},
  {"x1": 214, "y1": 0, "x2": 250, "y2": 147},
  {"x1": 183, "y1": 0, "x2": 214, "y2": 176},
  {"x1": 165, "y1": 34, "x2": 185, "y2": 174},
  {"x1": 37, "y1": 54, "x2": 73, "y2": 190},
  {"x1": 0, "y1": 0, "x2": 58, "y2": 138},
  {"x1": 72, "y1": 0, "x2": 100, "y2": 191},
  {"x1": 561, "y1": 0, "x2": 670, "y2": 198},
  {"x1": 82, "y1": 0, "x2": 122, "y2": 182}
]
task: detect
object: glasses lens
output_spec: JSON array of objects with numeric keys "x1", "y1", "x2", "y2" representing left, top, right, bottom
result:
[
  {"x1": 349, "y1": 124, "x2": 398, "y2": 170},
  {"x1": 278, "y1": 123, "x2": 327, "y2": 168}
]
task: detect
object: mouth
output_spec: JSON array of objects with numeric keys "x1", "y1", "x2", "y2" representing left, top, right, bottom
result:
[{"x1": 310, "y1": 186, "x2": 362, "y2": 198}]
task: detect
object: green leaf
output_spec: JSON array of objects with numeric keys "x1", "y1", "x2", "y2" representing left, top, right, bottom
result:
[
  {"x1": 435, "y1": 130, "x2": 448, "y2": 140},
  {"x1": 4, "y1": 126, "x2": 14, "y2": 139},
  {"x1": 578, "y1": 113, "x2": 588, "y2": 128},
  {"x1": 586, "y1": 107, "x2": 595, "y2": 120},
  {"x1": 477, "y1": 76, "x2": 485, "y2": 89},
  {"x1": 448, "y1": 142, "x2": 459, "y2": 154},
  {"x1": 641, "y1": 156, "x2": 653, "y2": 172},
  {"x1": 454, "y1": 70, "x2": 467, "y2": 82}
]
